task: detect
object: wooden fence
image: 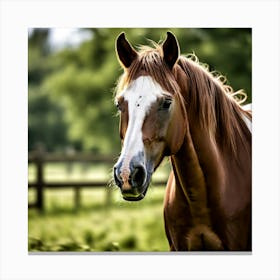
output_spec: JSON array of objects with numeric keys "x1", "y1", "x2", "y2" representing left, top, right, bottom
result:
[{"x1": 28, "y1": 146, "x2": 167, "y2": 211}]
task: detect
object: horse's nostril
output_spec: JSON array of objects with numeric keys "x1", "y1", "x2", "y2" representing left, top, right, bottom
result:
[
  {"x1": 131, "y1": 165, "x2": 146, "y2": 187},
  {"x1": 114, "y1": 166, "x2": 122, "y2": 188}
]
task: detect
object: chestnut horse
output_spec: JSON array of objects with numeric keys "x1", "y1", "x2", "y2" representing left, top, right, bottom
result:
[{"x1": 113, "y1": 32, "x2": 252, "y2": 251}]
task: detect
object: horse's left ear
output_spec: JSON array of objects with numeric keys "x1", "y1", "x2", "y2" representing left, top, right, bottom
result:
[{"x1": 162, "y1": 32, "x2": 180, "y2": 69}]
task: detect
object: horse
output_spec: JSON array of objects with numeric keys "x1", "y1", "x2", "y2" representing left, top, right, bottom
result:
[{"x1": 113, "y1": 32, "x2": 252, "y2": 251}]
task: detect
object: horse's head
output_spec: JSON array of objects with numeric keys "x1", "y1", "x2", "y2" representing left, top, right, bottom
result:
[{"x1": 113, "y1": 32, "x2": 186, "y2": 201}]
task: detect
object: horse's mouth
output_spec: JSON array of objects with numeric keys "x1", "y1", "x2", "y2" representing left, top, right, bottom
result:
[
  {"x1": 122, "y1": 193, "x2": 145, "y2": 201},
  {"x1": 121, "y1": 179, "x2": 150, "y2": 201}
]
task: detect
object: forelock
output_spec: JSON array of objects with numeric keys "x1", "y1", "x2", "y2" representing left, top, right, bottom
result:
[{"x1": 116, "y1": 43, "x2": 180, "y2": 97}]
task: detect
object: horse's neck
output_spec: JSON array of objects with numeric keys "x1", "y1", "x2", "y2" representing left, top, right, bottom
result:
[{"x1": 171, "y1": 127, "x2": 211, "y2": 226}]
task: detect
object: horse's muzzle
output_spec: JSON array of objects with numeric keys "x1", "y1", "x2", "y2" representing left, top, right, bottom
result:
[{"x1": 113, "y1": 162, "x2": 148, "y2": 201}]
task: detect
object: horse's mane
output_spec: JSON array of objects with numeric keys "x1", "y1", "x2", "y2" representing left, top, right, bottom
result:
[
  {"x1": 176, "y1": 55, "x2": 251, "y2": 154},
  {"x1": 116, "y1": 41, "x2": 251, "y2": 155}
]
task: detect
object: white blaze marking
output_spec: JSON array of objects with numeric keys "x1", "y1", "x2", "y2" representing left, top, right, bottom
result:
[{"x1": 116, "y1": 76, "x2": 168, "y2": 185}]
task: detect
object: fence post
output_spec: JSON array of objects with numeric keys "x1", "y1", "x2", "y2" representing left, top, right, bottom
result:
[{"x1": 35, "y1": 143, "x2": 45, "y2": 213}]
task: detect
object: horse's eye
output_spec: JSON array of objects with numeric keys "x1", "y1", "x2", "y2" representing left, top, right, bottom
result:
[
  {"x1": 116, "y1": 102, "x2": 123, "y2": 112},
  {"x1": 160, "y1": 98, "x2": 172, "y2": 110}
]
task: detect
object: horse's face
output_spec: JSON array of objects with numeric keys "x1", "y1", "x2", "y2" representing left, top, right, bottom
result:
[{"x1": 113, "y1": 32, "x2": 186, "y2": 201}]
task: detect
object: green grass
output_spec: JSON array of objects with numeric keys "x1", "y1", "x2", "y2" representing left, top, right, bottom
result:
[{"x1": 28, "y1": 161, "x2": 171, "y2": 252}]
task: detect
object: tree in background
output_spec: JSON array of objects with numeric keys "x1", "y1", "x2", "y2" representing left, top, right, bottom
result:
[
  {"x1": 29, "y1": 28, "x2": 251, "y2": 154},
  {"x1": 28, "y1": 29, "x2": 72, "y2": 152}
]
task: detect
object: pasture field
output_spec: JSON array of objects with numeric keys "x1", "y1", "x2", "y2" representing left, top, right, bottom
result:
[{"x1": 28, "y1": 161, "x2": 170, "y2": 252}]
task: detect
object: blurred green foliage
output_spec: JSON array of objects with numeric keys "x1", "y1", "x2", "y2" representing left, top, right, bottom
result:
[{"x1": 28, "y1": 28, "x2": 251, "y2": 153}]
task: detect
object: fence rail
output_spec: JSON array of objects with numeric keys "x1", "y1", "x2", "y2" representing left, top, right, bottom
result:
[{"x1": 28, "y1": 146, "x2": 167, "y2": 211}]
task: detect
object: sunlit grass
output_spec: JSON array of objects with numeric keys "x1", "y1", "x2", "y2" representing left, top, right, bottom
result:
[
  {"x1": 28, "y1": 161, "x2": 171, "y2": 252},
  {"x1": 28, "y1": 187, "x2": 169, "y2": 252}
]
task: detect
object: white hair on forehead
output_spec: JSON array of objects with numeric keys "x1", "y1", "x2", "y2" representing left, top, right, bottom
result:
[{"x1": 117, "y1": 76, "x2": 169, "y2": 179}]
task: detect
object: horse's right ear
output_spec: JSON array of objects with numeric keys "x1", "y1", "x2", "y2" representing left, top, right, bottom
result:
[{"x1": 116, "y1": 32, "x2": 138, "y2": 68}]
